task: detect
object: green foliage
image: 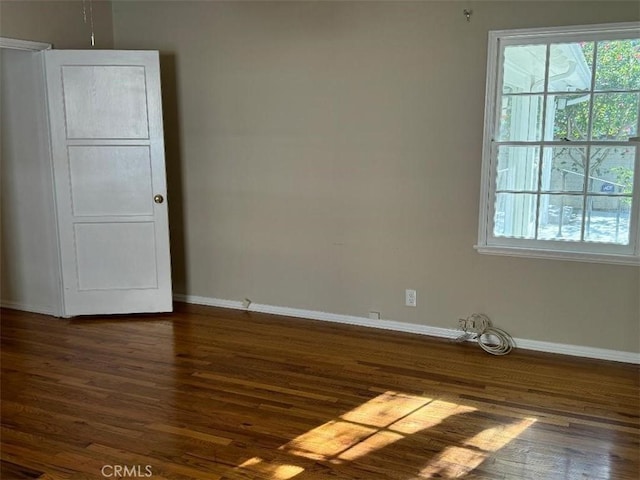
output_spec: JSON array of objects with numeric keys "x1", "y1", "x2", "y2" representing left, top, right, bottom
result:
[
  {"x1": 552, "y1": 39, "x2": 639, "y2": 185},
  {"x1": 611, "y1": 164, "x2": 634, "y2": 206},
  {"x1": 595, "y1": 39, "x2": 640, "y2": 91},
  {"x1": 611, "y1": 165, "x2": 633, "y2": 191},
  {"x1": 554, "y1": 39, "x2": 640, "y2": 143}
]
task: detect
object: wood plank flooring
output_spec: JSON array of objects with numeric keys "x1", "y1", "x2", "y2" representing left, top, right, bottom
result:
[{"x1": 1, "y1": 303, "x2": 638, "y2": 479}]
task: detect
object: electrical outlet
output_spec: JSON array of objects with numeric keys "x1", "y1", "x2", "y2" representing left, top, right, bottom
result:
[
  {"x1": 369, "y1": 311, "x2": 381, "y2": 320},
  {"x1": 405, "y1": 289, "x2": 417, "y2": 307}
]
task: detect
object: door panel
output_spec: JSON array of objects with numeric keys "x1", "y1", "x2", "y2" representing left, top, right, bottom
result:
[
  {"x1": 75, "y1": 223, "x2": 158, "y2": 290},
  {"x1": 45, "y1": 50, "x2": 172, "y2": 316},
  {"x1": 68, "y1": 146, "x2": 154, "y2": 217},
  {"x1": 62, "y1": 65, "x2": 149, "y2": 139}
]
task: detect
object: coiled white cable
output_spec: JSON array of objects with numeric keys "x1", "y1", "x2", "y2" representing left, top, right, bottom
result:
[{"x1": 457, "y1": 313, "x2": 514, "y2": 355}]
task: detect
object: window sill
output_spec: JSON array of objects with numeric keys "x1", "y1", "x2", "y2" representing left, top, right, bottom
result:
[{"x1": 474, "y1": 245, "x2": 640, "y2": 266}]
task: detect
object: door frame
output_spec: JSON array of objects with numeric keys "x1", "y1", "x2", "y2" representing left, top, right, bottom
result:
[
  {"x1": 1, "y1": 37, "x2": 65, "y2": 317},
  {"x1": 0, "y1": 37, "x2": 51, "y2": 52}
]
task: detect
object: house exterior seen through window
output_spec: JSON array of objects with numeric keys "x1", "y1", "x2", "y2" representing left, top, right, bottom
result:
[{"x1": 477, "y1": 23, "x2": 640, "y2": 265}]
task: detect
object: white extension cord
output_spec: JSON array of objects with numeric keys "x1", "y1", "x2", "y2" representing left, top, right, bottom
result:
[{"x1": 456, "y1": 313, "x2": 514, "y2": 355}]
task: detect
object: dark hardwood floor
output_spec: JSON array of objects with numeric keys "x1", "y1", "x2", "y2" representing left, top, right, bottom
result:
[{"x1": 1, "y1": 303, "x2": 638, "y2": 479}]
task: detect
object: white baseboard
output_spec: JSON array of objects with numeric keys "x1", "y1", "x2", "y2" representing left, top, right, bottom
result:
[
  {"x1": 0, "y1": 299, "x2": 55, "y2": 316},
  {"x1": 174, "y1": 294, "x2": 640, "y2": 365}
]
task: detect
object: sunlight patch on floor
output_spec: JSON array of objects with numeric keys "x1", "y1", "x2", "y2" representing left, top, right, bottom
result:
[
  {"x1": 233, "y1": 391, "x2": 536, "y2": 479},
  {"x1": 279, "y1": 419, "x2": 378, "y2": 461},
  {"x1": 282, "y1": 391, "x2": 476, "y2": 463},
  {"x1": 419, "y1": 417, "x2": 537, "y2": 478},
  {"x1": 237, "y1": 457, "x2": 304, "y2": 480}
]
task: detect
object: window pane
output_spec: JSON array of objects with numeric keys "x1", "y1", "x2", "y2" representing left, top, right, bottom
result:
[
  {"x1": 591, "y1": 92, "x2": 639, "y2": 141},
  {"x1": 496, "y1": 146, "x2": 540, "y2": 191},
  {"x1": 537, "y1": 194, "x2": 583, "y2": 241},
  {"x1": 545, "y1": 94, "x2": 590, "y2": 141},
  {"x1": 588, "y1": 146, "x2": 636, "y2": 193},
  {"x1": 595, "y1": 39, "x2": 640, "y2": 91},
  {"x1": 503, "y1": 44, "x2": 546, "y2": 93},
  {"x1": 493, "y1": 193, "x2": 537, "y2": 239},
  {"x1": 541, "y1": 147, "x2": 587, "y2": 192},
  {"x1": 548, "y1": 42, "x2": 593, "y2": 93},
  {"x1": 585, "y1": 196, "x2": 631, "y2": 244},
  {"x1": 498, "y1": 95, "x2": 544, "y2": 141}
]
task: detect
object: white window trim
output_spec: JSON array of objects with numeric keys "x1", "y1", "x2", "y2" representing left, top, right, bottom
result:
[{"x1": 476, "y1": 22, "x2": 640, "y2": 266}]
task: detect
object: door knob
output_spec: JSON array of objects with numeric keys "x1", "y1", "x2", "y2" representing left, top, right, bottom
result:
[{"x1": 154, "y1": 194, "x2": 164, "y2": 204}]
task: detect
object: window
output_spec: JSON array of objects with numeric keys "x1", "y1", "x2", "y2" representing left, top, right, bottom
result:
[{"x1": 477, "y1": 22, "x2": 640, "y2": 266}]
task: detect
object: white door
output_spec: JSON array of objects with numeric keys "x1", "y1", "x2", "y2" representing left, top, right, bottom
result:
[{"x1": 44, "y1": 50, "x2": 172, "y2": 316}]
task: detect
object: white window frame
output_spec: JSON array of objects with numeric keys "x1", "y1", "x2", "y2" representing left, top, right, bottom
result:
[{"x1": 476, "y1": 22, "x2": 640, "y2": 266}]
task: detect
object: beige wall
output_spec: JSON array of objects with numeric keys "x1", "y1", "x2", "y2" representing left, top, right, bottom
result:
[
  {"x1": 110, "y1": 1, "x2": 636, "y2": 353},
  {"x1": 0, "y1": 0, "x2": 113, "y2": 48}
]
